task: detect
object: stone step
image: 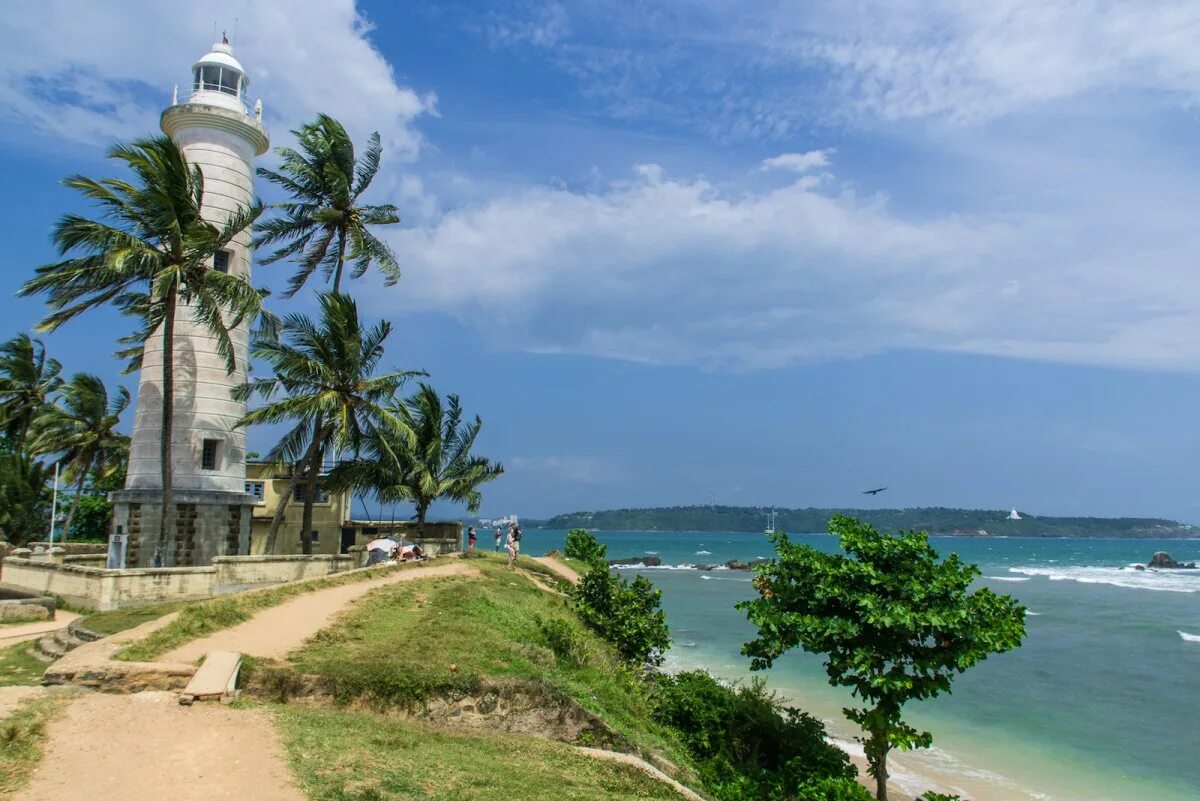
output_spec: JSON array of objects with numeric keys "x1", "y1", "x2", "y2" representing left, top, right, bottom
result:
[
  {"x1": 179, "y1": 651, "x2": 241, "y2": 705},
  {"x1": 31, "y1": 634, "x2": 66, "y2": 663}
]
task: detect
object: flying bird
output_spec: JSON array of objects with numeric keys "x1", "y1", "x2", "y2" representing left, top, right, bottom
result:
[{"x1": 862, "y1": 487, "x2": 888, "y2": 495}]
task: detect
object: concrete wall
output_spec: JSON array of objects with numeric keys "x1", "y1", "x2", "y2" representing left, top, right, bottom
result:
[
  {"x1": 1, "y1": 552, "x2": 355, "y2": 611},
  {"x1": 343, "y1": 520, "x2": 462, "y2": 556},
  {"x1": 110, "y1": 490, "x2": 251, "y2": 567},
  {"x1": 245, "y1": 463, "x2": 352, "y2": 555}
]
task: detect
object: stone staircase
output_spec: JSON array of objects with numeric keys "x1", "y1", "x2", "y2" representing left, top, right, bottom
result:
[{"x1": 30, "y1": 618, "x2": 104, "y2": 663}]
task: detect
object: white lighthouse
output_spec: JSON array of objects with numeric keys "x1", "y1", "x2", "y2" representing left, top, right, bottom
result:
[{"x1": 111, "y1": 39, "x2": 269, "y2": 567}]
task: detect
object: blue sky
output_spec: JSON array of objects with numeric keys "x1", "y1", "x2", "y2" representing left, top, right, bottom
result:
[{"x1": 4, "y1": 1, "x2": 1200, "y2": 522}]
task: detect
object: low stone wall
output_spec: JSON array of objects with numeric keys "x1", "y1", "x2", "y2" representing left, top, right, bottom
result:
[
  {"x1": 29, "y1": 542, "x2": 107, "y2": 555},
  {"x1": 0, "y1": 552, "x2": 358, "y2": 611}
]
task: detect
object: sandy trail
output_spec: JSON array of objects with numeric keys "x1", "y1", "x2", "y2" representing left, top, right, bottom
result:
[
  {"x1": 532, "y1": 556, "x2": 581, "y2": 585},
  {"x1": 0, "y1": 685, "x2": 43, "y2": 718},
  {"x1": 12, "y1": 691, "x2": 303, "y2": 801},
  {"x1": 161, "y1": 561, "x2": 479, "y2": 663},
  {"x1": 0, "y1": 611, "x2": 80, "y2": 647}
]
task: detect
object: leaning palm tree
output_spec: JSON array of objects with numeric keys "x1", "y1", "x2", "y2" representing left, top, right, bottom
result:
[
  {"x1": 30, "y1": 373, "x2": 130, "y2": 535},
  {"x1": 237, "y1": 292, "x2": 420, "y2": 553},
  {"x1": 20, "y1": 136, "x2": 265, "y2": 562},
  {"x1": 329, "y1": 384, "x2": 503, "y2": 538},
  {"x1": 0, "y1": 333, "x2": 63, "y2": 454},
  {"x1": 254, "y1": 113, "x2": 402, "y2": 297}
]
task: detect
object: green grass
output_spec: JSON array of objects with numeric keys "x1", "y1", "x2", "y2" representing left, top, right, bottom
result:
[
  {"x1": 286, "y1": 553, "x2": 693, "y2": 772},
  {"x1": 79, "y1": 601, "x2": 188, "y2": 636},
  {"x1": 274, "y1": 704, "x2": 684, "y2": 801},
  {"x1": 0, "y1": 642, "x2": 47, "y2": 688},
  {"x1": 0, "y1": 694, "x2": 69, "y2": 793},
  {"x1": 116, "y1": 561, "x2": 433, "y2": 663}
]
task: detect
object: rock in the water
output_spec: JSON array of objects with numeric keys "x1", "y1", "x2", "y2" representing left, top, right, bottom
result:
[
  {"x1": 608, "y1": 556, "x2": 663, "y2": 567},
  {"x1": 1147, "y1": 551, "x2": 1197, "y2": 569}
]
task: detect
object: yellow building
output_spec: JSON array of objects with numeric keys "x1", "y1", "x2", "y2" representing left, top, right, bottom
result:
[{"x1": 245, "y1": 462, "x2": 355, "y2": 555}]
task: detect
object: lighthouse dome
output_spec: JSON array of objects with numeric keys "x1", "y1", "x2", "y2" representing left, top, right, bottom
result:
[{"x1": 188, "y1": 41, "x2": 249, "y2": 113}]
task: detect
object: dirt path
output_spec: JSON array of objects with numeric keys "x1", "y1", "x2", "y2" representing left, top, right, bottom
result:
[
  {"x1": 12, "y1": 691, "x2": 303, "y2": 801},
  {"x1": 532, "y1": 556, "x2": 581, "y2": 585},
  {"x1": 0, "y1": 611, "x2": 80, "y2": 647},
  {"x1": 0, "y1": 686, "x2": 43, "y2": 718},
  {"x1": 575, "y1": 747, "x2": 706, "y2": 801},
  {"x1": 161, "y1": 561, "x2": 480, "y2": 663}
]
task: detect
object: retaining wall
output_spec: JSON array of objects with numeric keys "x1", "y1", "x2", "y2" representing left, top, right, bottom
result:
[{"x1": 0, "y1": 553, "x2": 356, "y2": 611}]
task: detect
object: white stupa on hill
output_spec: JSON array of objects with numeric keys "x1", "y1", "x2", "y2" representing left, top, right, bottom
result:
[{"x1": 1008, "y1": 508, "x2": 1022, "y2": 520}]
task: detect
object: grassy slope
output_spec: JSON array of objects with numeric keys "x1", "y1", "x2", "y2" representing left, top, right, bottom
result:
[
  {"x1": 0, "y1": 694, "x2": 70, "y2": 793},
  {"x1": 275, "y1": 706, "x2": 683, "y2": 801},
  {"x1": 117, "y1": 562, "x2": 429, "y2": 662},
  {"x1": 80, "y1": 602, "x2": 188, "y2": 636},
  {"x1": 0, "y1": 642, "x2": 46, "y2": 688},
  {"x1": 286, "y1": 553, "x2": 695, "y2": 778}
]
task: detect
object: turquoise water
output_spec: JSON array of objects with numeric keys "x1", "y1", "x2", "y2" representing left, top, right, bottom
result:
[{"x1": 531, "y1": 530, "x2": 1200, "y2": 800}]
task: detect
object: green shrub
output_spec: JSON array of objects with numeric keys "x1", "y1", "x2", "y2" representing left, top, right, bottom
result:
[
  {"x1": 535, "y1": 616, "x2": 587, "y2": 667},
  {"x1": 653, "y1": 670, "x2": 854, "y2": 801},
  {"x1": 919, "y1": 794, "x2": 964, "y2": 801},
  {"x1": 68, "y1": 495, "x2": 111, "y2": 540},
  {"x1": 572, "y1": 563, "x2": 669, "y2": 666},
  {"x1": 794, "y1": 777, "x2": 874, "y2": 801},
  {"x1": 563, "y1": 528, "x2": 607, "y2": 564}
]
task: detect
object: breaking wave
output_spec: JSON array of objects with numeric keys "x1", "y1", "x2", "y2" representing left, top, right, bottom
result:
[
  {"x1": 1179, "y1": 631, "x2": 1200, "y2": 643},
  {"x1": 1009, "y1": 565, "x2": 1200, "y2": 593}
]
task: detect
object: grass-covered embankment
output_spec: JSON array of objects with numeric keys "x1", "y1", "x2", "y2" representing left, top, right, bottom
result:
[
  {"x1": 0, "y1": 694, "x2": 71, "y2": 793},
  {"x1": 116, "y1": 561, "x2": 427, "y2": 662},
  {"x1": 0, "y1": 642, "x2": 47, "y2": 688},
  {"x1": 281, "y1": 553, "x2": 694, "y2": 771},
  {"x1": 275, "y1": 705, "x2": 685, "y2": 801}
]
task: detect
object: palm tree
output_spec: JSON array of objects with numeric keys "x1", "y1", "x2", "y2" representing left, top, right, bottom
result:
[
  {"x1": 237, "y1": 292, "x2": 420, "y2": 553},
  {"x1": 254, "y1": 113, "x2": 402, "y2": 297},
  {"x1": 20, "y1": 136, "x2": 265, "y2": 562},
  {"x1": 30, "y1": 373, "x2": 131, "y2": 536},
  {"x1": 0, "y1": 333, "x2": 63, "y2": 454},
  {"x1": 329, "y1": 384, "x2": 503, "y2": 537}
]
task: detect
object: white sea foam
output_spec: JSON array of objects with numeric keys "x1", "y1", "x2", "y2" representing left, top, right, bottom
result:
[
  {"x1": 1009, "y1": 565, "x2": 1200, "y2": 593},
  {"x1": 611, "y1": 563, "x2": 699, "y2": 571},
  {"x1": 1179, "y1": 631, "x2": 1200, "y2": 643},
  {"x1": 985, "y1": 576, "x2": 1030, "y2": 582},
  {"x1": 700, "y1": 574, "x2": 752, "y2": 582},
  {"x1": 644, "y1": 551, "x2": 658, "y2": 555},
  {"x1": 695, "y1": 550, "x2": 712, "y2": 555},
  {"x1": 1025, "y1": 611, "x2": 1041, "y2": 616}
]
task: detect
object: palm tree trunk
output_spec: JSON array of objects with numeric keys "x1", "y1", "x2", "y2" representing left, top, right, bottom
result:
[
  {"x1": 61, "y1": 463, "x2": 89, "y2": 539},
  {"x1": 330, "y1": 228, "x2": 348, "y2": 293},
  {"x1": 298, "y1": 418, "x2": 327, "y2": 555},
  {"x1": 263, "y1": 462, "x2": 301, "y2": 554},
  {"x1": 417, "y1": 500, "x2": 429, "y2": 540},
  {"x1": 156, "y1": 291, "x2": 177, "y2": 567}
]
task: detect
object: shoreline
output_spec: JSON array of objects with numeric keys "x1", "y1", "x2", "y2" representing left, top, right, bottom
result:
[{"x1": 530, "y1": 527, "x2": 1200, "y2": 540}]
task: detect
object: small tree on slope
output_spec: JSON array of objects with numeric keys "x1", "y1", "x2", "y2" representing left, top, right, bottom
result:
[{"x1": 738, "y1": 515, "x2": 1026, "y2": 801}]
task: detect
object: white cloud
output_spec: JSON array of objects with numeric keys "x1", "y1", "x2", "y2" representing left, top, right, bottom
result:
[
  {"x1": 509, "y1": 456, "x2": 618, "y2": 484},
  {"x1": 760, "y1": 149, "x2": 834, "y2": 172},
  {"x1": 766, "y1": 0, "x2": 1200, "y2": 123},
  {"x1": 0, "y1": 0, "x2": 434, "y2": 157}
]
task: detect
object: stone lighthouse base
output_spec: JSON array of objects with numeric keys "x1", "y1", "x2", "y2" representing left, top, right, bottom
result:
[{"x1": 109, "y1": 489, "x2": 253, "y2": 568}]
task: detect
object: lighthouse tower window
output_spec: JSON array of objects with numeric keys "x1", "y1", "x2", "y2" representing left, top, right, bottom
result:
[
  {"x1": 201, "y1": 439, "x2": 220, "y2": 471},
  {"x1": 194, "y1": 65, "x2": 241, "y2": 98}
]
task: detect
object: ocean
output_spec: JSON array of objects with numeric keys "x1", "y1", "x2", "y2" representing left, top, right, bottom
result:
[{"x1": 529, "y1": 530, "x2": 1200, "y2": 801}]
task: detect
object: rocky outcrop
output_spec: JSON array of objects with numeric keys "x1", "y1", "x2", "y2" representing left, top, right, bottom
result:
[
  {"x1": 1147, "y1": 552, "x2": 1197, "y2": 569},
  {"x1": 608, "y1": 556, "x2": 663, "y2": 567}
]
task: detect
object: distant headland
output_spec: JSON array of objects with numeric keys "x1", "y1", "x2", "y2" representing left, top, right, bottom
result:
[{"x1": 527, "y1": 505, "x2": 1198, "y2": 538}]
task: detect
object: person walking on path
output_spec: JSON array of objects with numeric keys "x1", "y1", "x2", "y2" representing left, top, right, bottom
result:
[
  {"x1": 505, "y1": 524, "x2": 518, "y2": 567},
  {"x1": 467, "y1": 526, "x2": 477, "y2": 551},
  {"x1": 494, "y1": 527, "x2": 502, "y2": 552}
]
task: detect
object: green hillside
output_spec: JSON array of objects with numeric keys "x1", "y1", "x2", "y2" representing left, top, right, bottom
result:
[{"x1": 531, "y1": 505, "x2": 1197, "y2": 538}]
